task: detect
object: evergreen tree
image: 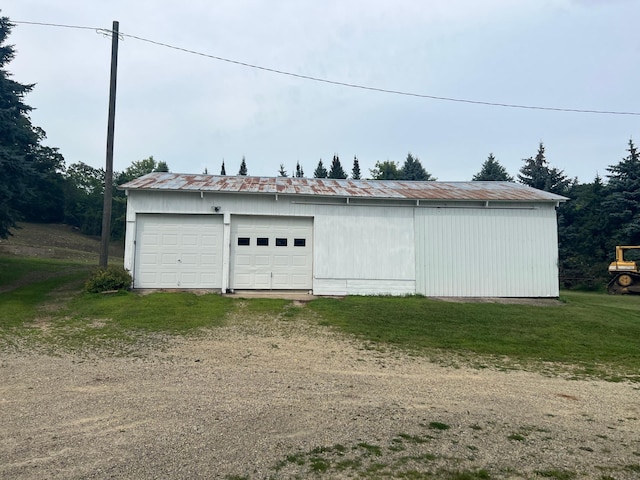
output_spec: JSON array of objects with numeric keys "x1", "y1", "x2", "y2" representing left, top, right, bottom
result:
[
  {"x1": 278, "y1": 164, "x2": 287, "y2": 177},
  {"x1": 370, "y1": 160, "x2": 400, "y2": 180},
  {"x1": 517, "y1": 143, "x2": 570, "y2": 195},
  {"x1": 295, "y1": 161, "x2": 304, "y2": 178},
  {"x1": 557, "y1": 176, "x2": 609, "y2": 288},
  {"x1": 314, "y1": 159, "x2": 328, "y2": 178},
  {"x1": 0, "y1": 16, "x2": 45, "y2": 237},
  {"x1": 351, "y1": 156, "x2": 361, "y2": 180},
  {"x1": 238, "y1": 156, "x2": 248, "y2": 176},
  {"x1": 328, "y1": 154, "x2": 347, "y2": 179},
  {"x1": 602, "y1": 139, "x2": 640, "y2": 245},
  {"x1": 220, "y1": 160, "x2": 226, "y2": 175},
  {"x1": 400, "y1": 153, "x2": 434, "y2": 181},
  {"x1": 472, "y1": 153, "x2": 514, "y2": 181}
]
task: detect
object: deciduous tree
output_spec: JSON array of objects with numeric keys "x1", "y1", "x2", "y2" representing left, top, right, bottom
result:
[
  {"x1": 116, "y1": 156, "x2": 168, "y2": 184},
  {"x1": 370, "y1": 160, "x2": 400, "y2": 180},
  {"x1": 21, "y1": 144, "x2": 66, "y2": 223},
  {"x1": 62, "y1": 162, "x2": 105, "y2": 237}
]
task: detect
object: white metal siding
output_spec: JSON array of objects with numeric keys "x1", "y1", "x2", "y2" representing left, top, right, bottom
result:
[
  {"x1": 134, "y1": 214, "x2": 223, "y2": 289},
  {"x1": 124, "y1": 191, "x2": 561, "y2": 297},
  {"x1": 230, "y1": 215, "x2": 313, "y2": 290},
  {"x1": 312, "y1": 207, "x2": 416, "y2": 295},
  {"x1": 415, "y1": 207, "x2": 559, "y2": 297}
]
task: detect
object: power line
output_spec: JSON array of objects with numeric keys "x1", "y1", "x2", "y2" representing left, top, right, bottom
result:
[
  {"x1": 13, "y1": 20, "x2": 102, "y2": 32},
  {"x1": 12, "y1": 20, "x2": 640, "y2": 117}
]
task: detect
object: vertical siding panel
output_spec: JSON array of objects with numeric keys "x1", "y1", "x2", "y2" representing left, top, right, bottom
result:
[{"x1": 415, "y1": 207, "x2": 559, "y2": 297}]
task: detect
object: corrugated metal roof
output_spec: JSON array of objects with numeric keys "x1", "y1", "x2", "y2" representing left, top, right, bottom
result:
[{"x1": 120, "y1": 173, "x2": 568, "y2": 202}]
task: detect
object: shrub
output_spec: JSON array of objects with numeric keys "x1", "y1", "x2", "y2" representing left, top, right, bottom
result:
[{"x1": 85, "y1": 265, "x2": 132, "y2": 293}]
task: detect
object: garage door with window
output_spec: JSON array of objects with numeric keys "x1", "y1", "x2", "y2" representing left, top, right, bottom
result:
[
  {"x1": 231, "y1": 216, "x2": 313, "y2": 290},
  {"x1": 134, "y1": 214, "x2": 223, "y2": 288}
]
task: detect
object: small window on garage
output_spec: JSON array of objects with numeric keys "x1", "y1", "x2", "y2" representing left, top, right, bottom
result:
[
  {"x1": 294, "y1": 238, "x2": 306, "y2": 247},
  {"x1": 275, "y1": 238, "x2": 287, "y2": 247},
  {"x1": 257, "y1": 237, "x2": 269, "y2": 246},
  {"x1": 237, "y1": 237, "x2": 250, "y2": 246}
]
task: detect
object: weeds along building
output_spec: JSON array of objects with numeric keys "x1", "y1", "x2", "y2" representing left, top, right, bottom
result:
[{"x1": 119, "y1": 173, "x2": 567, "y2": 297}]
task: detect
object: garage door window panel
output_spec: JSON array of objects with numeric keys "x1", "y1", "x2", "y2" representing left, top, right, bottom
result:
[{"x1": 230, "y1": 216, "x2": 313, "y2": 290}]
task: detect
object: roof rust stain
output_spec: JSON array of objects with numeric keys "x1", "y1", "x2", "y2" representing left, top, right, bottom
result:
[{"x1": 119, "y1": 173, "x2": 567, "y2": 202}]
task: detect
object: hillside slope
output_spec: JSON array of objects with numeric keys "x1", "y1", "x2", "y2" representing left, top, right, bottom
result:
[{"x1": 0, "y1": 223, "x2": 124, "y2": 263}]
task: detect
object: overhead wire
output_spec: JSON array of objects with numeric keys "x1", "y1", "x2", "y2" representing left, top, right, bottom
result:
[{"x1": 12, "y1": 20, "x2": 640, "y2": 116}]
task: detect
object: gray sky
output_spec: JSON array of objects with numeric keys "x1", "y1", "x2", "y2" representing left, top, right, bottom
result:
[{"x1": 3, "y1": 0, "x2": 639, "y2": 182}]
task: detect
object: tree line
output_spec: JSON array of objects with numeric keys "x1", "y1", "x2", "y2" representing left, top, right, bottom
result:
[{"x1": 2, "y1": 15, "x2": 638, "y2": 288}]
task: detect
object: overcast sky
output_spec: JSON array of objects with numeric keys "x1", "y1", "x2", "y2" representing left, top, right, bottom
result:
[{"x1": 3, "y1": 0, "x2": 639, "y2": 182}]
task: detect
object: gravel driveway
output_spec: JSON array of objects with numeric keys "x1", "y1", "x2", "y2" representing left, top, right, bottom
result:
[{"x1": 1, "y1": 318, "x2": 639, "y2": 479}]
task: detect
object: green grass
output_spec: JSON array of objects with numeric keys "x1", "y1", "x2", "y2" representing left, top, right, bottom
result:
[
  {"x1": 2, "y1": 256, "x2": 640, "y2": 379},
  {"x1": 307, "y1": 293, "x2": 640, "y2": 380},
  {"x1": 264, "y1": 436, "x2": 494, "y2": 479},
  {"x1": 0, "y1": 257, "x2": 235, "y2": 353},
  {"x1": 66, "y1": 291, "x2": 234, "y2": 332}
]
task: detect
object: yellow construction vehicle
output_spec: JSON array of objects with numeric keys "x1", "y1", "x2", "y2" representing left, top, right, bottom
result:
[{"x1": 607, "y1": 245, "x2": 640, "y2": 294}]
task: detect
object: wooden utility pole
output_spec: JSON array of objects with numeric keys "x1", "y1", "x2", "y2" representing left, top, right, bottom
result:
[{"x1": 99, "y1": 20, "x2": 119, "y2": 268}]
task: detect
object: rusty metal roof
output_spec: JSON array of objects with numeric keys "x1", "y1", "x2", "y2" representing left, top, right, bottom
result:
[{"x1": 120, "y1": 173, "x2": 568, "y2": 202}]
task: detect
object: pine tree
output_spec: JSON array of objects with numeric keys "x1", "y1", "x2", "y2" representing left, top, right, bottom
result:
[
  {"x1": 328, "y1": 154, "x2": 347, "y2": 179},
  {"x1": 602, "y1": 139, "x2": 640, "y2": 245},
  {"x1": 557, "y1": 175, "x2": 610, "y2": 288},
  {"x1": 0, "y1": 16, "x2": 44, "y2": 237},
  {"x1": 351, "y1": 156, "x2": 361, "y2": 180},
  {"x1": 278, "y1": 164, "x2": 287, "y2": 177},
  {"x1": 472, "y1": 153, "x2": 513, "y2": 181},
  {"x1": 220, "y1": 160, "x2": 226, "y2": 175},
  {"x1": 295, "y1": 161, "x2": 304, "y2": 178},
  {"x1": 238, "y1": 156, "x2": 248, "y2": 176},
  {"x1": 314, "y1": 159, "x2": 327, "y2": 178},
  {"x1": 400, "y1": 153, "x2": 434, "y2": 181},
  {"x1": 518, "y1": 143, "x2": 570, "y2": 195}
]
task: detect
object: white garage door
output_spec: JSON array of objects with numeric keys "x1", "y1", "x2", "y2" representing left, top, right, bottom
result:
[
  {"x1": 231, "y1": 216, "x2": 313, "y2": 290},
  {"x1": 134, "y1": 214, "x2": 223, "y2": 289}
]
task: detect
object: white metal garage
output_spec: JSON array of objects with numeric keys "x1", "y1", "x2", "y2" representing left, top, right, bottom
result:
[
  {"x1": 120, "y1": 174, "x2": 567, "y2": 297},
  {"x1": 230, "y1": 215, "x2": 313, "y2": 290},
  {"x1": 134, "y1": 214, "x2": 223, "y2": 289}
]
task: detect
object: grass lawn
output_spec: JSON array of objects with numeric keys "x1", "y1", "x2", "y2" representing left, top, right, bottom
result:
[
  {"x1": 308, "y1": 293, "x2": 640, "y2": 380},
  {"x1": 1, "y1": 255, "x2": 639, "y2": 380}
]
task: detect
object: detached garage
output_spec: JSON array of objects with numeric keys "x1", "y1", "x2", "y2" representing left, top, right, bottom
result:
[{"x1": 120, "y1": 173, "x2": 566, "y2": 297}]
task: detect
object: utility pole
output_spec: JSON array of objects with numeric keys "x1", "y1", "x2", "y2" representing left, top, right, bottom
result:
[{"x1": 99, "y1": 21, "x2": 119, "y2": 268}]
